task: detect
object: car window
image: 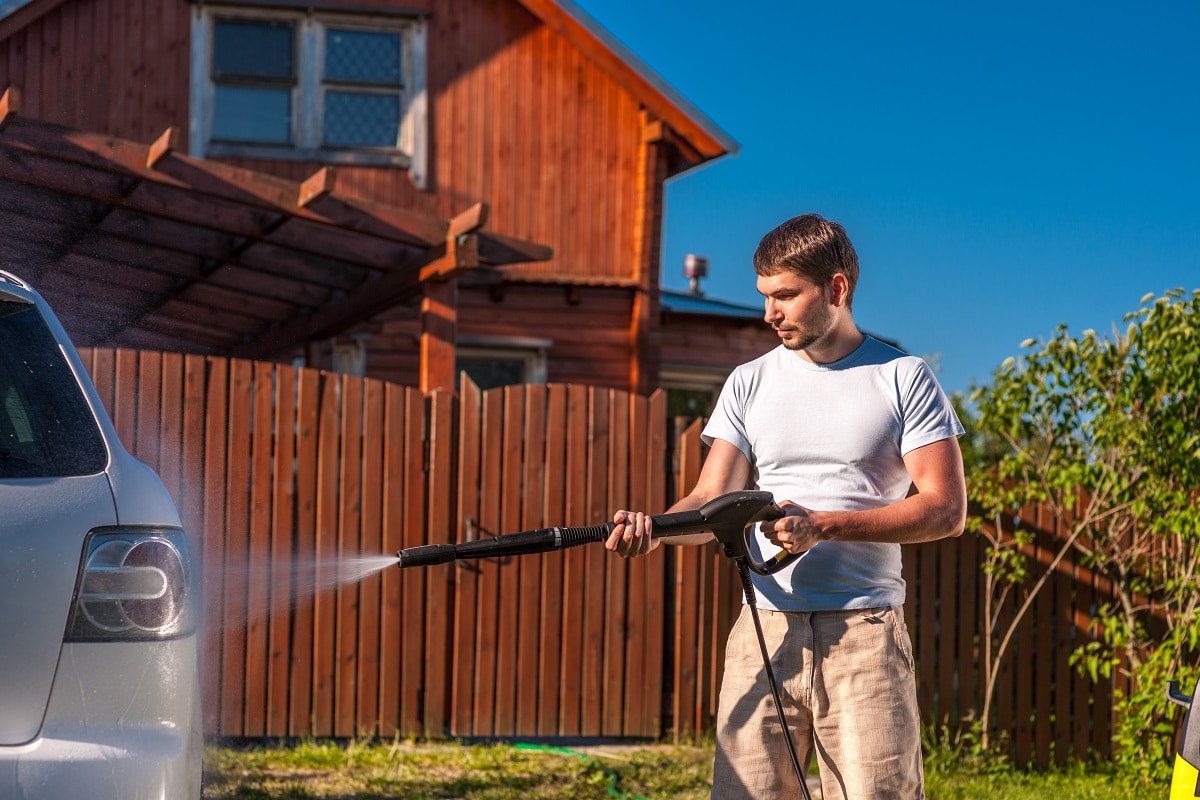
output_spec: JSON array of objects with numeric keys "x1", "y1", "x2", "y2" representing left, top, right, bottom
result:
[{"x1": 0, "y1": 299, "x2": 107, "y2": 478}]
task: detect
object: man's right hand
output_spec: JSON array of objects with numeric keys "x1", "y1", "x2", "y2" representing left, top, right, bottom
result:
[{"x1": 605, "y1": 510, "x2": 661, "y2": 558}]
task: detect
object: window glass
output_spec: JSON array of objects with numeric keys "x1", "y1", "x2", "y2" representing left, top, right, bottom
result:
[
  {"x1": 0, "y1": 301, "x2": 107, "y2": 479},
  {"x1": 325, "y1": 29, "x2": 402, "y2": 85},
  {"x1": 213, "y1": 85, "x2": 292, "y2": 143},
  {"x1": 457, "y1": 356, "x2": 527, "y2": 390},
  {"x1": 324, "y1": 91, "x2": 400, "y2": 148},
  {"x1": 213, "y1": 18, "x2": 294, "y2": 79}
]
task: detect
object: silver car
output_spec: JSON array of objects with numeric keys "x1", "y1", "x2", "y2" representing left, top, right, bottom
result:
[{"x1": 0, "y1": 271, "x2": 202, "y2": 798}]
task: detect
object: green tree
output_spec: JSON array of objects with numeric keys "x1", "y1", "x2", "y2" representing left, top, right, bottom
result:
[{"x1": 966, "y1": 288, "x2": 1200, "y2": 780}]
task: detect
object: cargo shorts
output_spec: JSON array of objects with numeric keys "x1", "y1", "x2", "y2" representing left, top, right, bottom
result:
[{"x1": 711, "y1": 605, "x2": 924, "y2": 800}]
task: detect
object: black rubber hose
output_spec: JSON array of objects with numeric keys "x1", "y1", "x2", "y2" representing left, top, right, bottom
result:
[{"x1": 736, "y1": 559, "x2": 813, "y2": 800}]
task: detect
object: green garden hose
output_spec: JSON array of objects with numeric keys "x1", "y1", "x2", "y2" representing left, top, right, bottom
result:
[{"x1": 512, "y1": 742, "x2": 646, "y2": 800}]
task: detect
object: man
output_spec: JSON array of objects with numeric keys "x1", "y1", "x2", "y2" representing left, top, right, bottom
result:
[{"x1": 606, "y1": 213, "x2": 966, "y2": 799}]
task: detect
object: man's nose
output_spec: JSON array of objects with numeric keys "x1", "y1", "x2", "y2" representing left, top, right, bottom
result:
[{"x1": 763, "y1": 298, "x2": 780, "y2": 323}]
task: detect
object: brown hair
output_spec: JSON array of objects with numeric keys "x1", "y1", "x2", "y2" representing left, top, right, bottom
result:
[{"x1": 752, "y1": 214, "x2": 860, "y2": 305}]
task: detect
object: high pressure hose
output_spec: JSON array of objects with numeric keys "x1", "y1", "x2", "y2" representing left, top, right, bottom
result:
[{"x1": 733, "y1": 558, "x2": 814, "y2": 800}]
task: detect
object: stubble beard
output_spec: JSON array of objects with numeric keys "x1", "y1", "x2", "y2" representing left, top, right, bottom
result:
[{"x1": 777, "y1": 304, "x2": 835, "y2": 352}]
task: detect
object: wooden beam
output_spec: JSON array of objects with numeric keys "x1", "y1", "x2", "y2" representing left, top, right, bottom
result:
[
  {"x1": 0, "y1": 87, "x2": 19, "y2": 131},
  {"x1": 418, "y1": 237, "x2": 478, "y2": 283},
  {"x1": 299, "y1": 167, "x2": 336, "y2": 208},
  {"x1": 146, "y1": 127, "x2": 178, "y2": 169},
  {"x1": 476, "y1": 229, "x2": 553, "y2": 266},
  {"x1": 449, "y1": 201, "x2": 489, "y2": 236},
  {"x1": 630, "y1": 113, "x2": 668, "y2": 395},
  {"x1": 419, "y1": 279, "x2": 457, "y2": 393}
]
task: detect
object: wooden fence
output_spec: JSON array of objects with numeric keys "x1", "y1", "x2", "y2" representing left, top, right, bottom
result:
[{"x1": 79, "y1": 349, "x2": 1114, "y2": 765}]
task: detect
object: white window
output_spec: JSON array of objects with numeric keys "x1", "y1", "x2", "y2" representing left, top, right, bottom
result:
[
  {"x1": 189, "y1": 4, "x2": 428, "y2": 187},
  {"x1": 660, "y1": 366, "x2": 729, "y2": 418},
  {"x1": 456, "y1": 337, "x2": 552, "y2": 390}
]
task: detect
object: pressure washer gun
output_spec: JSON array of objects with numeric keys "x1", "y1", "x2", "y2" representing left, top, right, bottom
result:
[{"x1": 396, "y1": 489, "x2": 801, "y2": 576}]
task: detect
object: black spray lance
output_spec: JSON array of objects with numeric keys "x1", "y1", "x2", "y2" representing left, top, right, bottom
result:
[{"x1": 396, "y1": 489, "x2": 797, "y2": 575}]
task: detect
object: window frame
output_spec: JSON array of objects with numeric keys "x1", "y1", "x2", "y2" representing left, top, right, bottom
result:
[
  {"x1": 189, "y1": 3, "x2": 428, "y2": 187},
  {"x1": 456, "y1": 336, "x2": 553, "y2": 390}
]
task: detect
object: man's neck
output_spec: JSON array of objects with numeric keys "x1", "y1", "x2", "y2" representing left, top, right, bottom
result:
[{"x1": 796, "y1": 318, "x2": 865, "y2": 365}]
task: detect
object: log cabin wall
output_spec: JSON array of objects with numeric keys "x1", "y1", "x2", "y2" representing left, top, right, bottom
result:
[
  {"x1": 341, "y1": 283, "x2": 638, "y2": 388},
  {"x1": 659, "y1": 315, "x2": 778, "y2": 374}
]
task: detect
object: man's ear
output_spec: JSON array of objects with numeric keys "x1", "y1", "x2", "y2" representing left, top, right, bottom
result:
[{"x1": 828, "y1": 273, "x2": 851, "y2": 308}]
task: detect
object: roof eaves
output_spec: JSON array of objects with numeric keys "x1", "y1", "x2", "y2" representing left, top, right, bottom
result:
[
  {"x1": 518, "y1": 0, "x2": 739, "y2": 163},
  {"x1": 0, "y1": 0, "x2": 63, "y2": 43}
]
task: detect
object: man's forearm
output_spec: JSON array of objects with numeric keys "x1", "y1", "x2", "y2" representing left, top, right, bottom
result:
[{"x1": 808, "y1": 490, "x2": 966, "y2": 545}]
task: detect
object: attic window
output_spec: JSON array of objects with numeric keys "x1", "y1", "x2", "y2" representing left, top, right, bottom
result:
[{"x1": 190, "y1": 5, "x2": 428, "y2": 187}]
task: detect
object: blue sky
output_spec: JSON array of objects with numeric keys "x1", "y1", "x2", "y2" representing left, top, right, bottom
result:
[{"x1": 573, "y1": 0, "x2": 1200, "y2": 397}]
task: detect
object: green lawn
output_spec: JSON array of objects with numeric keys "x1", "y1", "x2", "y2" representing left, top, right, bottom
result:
[{"x1": 202, "y1": 738, "x2": 1141, "y2": 799}]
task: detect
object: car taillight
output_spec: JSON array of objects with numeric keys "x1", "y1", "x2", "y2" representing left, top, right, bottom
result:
[{"x1": 66, "y1": 528, "x2": 196, "y2": 641}]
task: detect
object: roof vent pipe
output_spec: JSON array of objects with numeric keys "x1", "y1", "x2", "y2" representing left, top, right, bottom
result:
[{"x1": 684, "y1": 254, "x2": 708, "y2": 296}]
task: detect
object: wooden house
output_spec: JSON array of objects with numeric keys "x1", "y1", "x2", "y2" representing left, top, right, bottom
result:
[{"x1": 0, "y1": 0, "x2": 777, "y2": 396}]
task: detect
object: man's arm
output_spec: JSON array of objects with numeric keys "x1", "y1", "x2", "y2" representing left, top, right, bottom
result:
[
  {"x1": 605, "y1": 438, "x2": 752, "y2": 557},
  {"x1": 763, "y1": 436, "x2": 967, "y2": 554}
]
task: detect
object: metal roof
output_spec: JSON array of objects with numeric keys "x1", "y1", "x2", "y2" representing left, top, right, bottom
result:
[{"x1": 660, "y1": 288, "x2": 762, "y2": 320}]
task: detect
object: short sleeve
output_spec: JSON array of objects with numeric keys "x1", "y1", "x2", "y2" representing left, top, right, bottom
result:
[{"x1": 899, "y1": 360, "x2": 965, "y2": 455}]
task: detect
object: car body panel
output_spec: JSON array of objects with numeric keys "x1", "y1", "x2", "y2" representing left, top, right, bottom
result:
[
  {"x1": 0, "y1": 476, "x2": 117, "y2": 745},
  {"x1": 0, "y1": 640, "x2": 202, "y2": 800}
]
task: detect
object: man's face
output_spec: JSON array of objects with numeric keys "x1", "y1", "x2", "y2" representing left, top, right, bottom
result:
[{"x1": 756, "y1": 270, "x2": 836, "y2": 352}]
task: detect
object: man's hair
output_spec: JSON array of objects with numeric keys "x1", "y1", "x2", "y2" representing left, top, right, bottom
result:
[{"x1": 752, "y1": 214, "x2": 859, "y2": 305}]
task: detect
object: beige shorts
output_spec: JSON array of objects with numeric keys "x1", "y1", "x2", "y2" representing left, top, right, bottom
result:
[{"x1": 711, "y1": 605, "x2": 924, "y2": 800}]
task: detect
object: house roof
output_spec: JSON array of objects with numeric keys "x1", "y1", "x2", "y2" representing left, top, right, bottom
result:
[
  {"x1": 661, "y1": 288, "x2": 763, "y2": 320},
  {"x1": 0, "y1": 90, "x2": 550, "y2": 358},
  {"x1": 508, "y1": 0, "x2": 739, "y2": 165}
]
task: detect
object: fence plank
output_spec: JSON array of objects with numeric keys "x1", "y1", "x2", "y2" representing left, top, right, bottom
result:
[
  {"x1": 379, "y1": 382, "x2": 409, "y2": 734},
  {"x1": 581, "y1": 388, "x2": 610, "y2": 735},
  {"x1": 451, "y1": 379, "x2": 482, "y2": 736},
  {"x1": 400, "y1": 387, "x2": 427, "y2": 737},
  {"x1": 425, "y1": 389, "x2": 455, "y2": 737},
  {"x1": 622, "y1": 393, "x2": 649, "y2": 736},
  {"x1": 243, "y1": 361, "x2": 274, "y2": 737},
  {"x1": 494, "y1": 385, "x2": 525, "y2": 735},
  {"x1": 356, "y1": 378, "x2": 385, "y2": 737},
  {"x1": 642, "y1": 389, "x2": 668, "y2": 737},
  {"x1": 516, "y1": 386, "x2": 547, "y2": 736},
  {"x1": 537, "y1": 384, "x2": 567, "y2": 735},
  {"x1": 268, "y1": 364, "x2": 297, "y2": 736},
  {"x1": 956, "y1": 528, "x2": 978, "y2": 728},
  {"x1": 288, "y1": 368, "x2": 320, "y2": 737},
  {"x1": 218, "y1": 360, "x2": 251, "y2": 735},
  {"x1": 602, "y1": 390, "x2": 629, "y2": 737},
  {"x1": 334, "y1": 376, "x2": 364, "y2": 737},
  {"x1": 559, "y1": 384, "x2": 590, "y2": 735},
  {"x1": 473, "y1": 388, "x2": 503, "y2": 735},
  {"x1": 311, "y1": 372, "x2": 342, "y2": 737},
  {"x1": 672, "y1": 418, "x2": 704, "y2": 742}
]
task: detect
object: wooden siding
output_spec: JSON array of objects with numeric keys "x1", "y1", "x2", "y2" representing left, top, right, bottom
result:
[
  {"x1": 358, "y1": 283, "x2": 639, "y2": 387},
  {"x1": 659, "y1": 316, "x2": 779, "y2": 373},
  {"x1": 80, "y1": 347, "x2": 1120, "y2": 765}
]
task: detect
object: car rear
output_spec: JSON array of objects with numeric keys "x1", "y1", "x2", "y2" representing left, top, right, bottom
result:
[{"x1": 0, "y1": 272, "x2": 202, "y2": 799}]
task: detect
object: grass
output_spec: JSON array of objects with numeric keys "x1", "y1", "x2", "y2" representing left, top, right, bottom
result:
[{"x1": 202, "y1": 738, "x2": 1142, "y2": 799}]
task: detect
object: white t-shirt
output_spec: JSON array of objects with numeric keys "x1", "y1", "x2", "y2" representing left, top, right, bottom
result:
[{"x1": 703, "y1": 335, "x2": 964, "y2": 611}]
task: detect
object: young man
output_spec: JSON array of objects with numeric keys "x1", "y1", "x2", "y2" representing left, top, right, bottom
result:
[{"x1": 606, "y1": 214, "x2": 966, "y2": 799}]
